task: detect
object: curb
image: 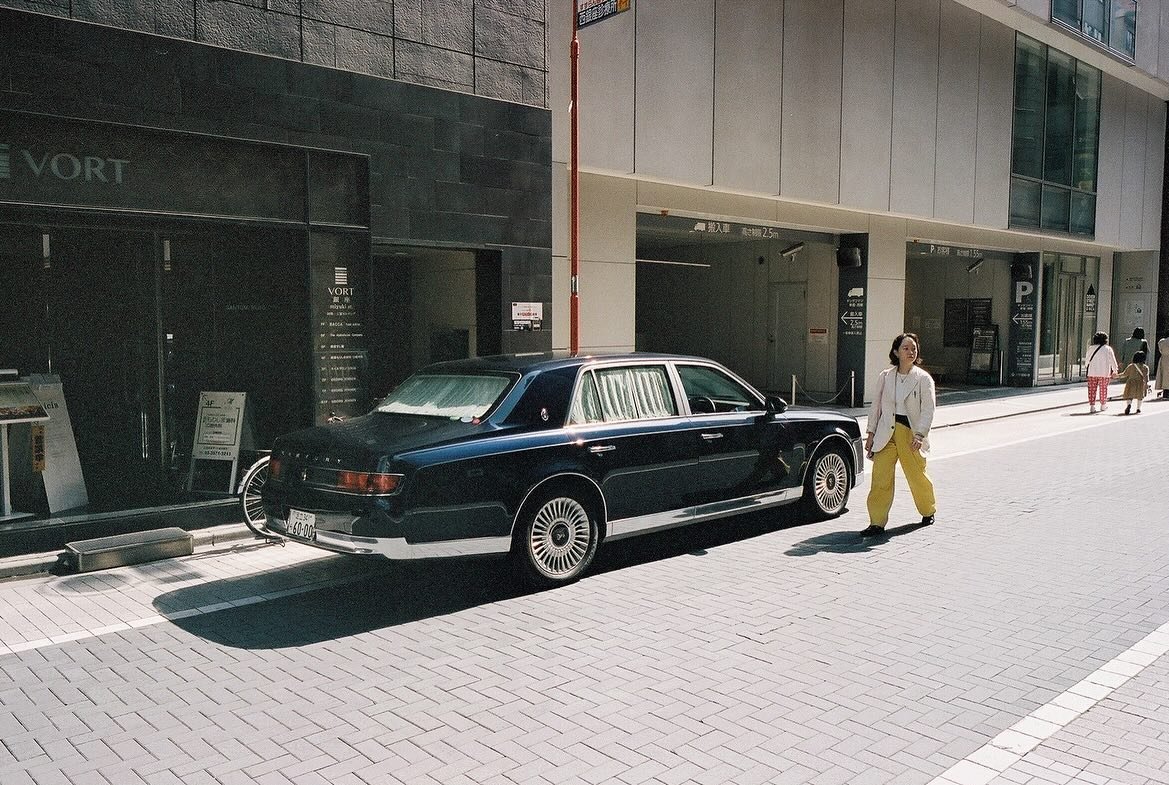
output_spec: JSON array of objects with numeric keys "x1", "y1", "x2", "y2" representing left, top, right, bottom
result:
[{"x1": 0, "y1": 523, "x2": 259, "y2": 581}]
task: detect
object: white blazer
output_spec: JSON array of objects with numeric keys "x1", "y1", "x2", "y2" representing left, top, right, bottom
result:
[{"x1": 867, "y1": 365, "x2": 937, "y2": 454}]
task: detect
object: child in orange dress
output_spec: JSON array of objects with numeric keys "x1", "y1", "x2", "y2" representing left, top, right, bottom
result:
[{"x1": 1115, "y1": 350, "x2": 1151, "y2": 415}]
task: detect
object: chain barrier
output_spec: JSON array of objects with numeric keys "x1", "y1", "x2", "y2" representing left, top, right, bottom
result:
[{"x1": 789, "y1": 371, "x2": 856, "y2": 407}]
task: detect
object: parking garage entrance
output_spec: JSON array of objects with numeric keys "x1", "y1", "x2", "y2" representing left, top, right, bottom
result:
[{"x1": 633, "y1": 212, "x2": 862, "y2": 405}]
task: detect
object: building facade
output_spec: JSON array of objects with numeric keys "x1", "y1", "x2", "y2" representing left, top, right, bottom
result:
[
  {"x1": 549, "y1": 0, "x2": 1168, "y2": 405},
  {"x1": 0, "y1": 2, "x2": 551, "y2": 515}
]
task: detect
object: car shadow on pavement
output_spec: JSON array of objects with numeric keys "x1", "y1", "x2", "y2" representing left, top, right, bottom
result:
[
  {"x1": 156, "y1": 506, "x2": 826, "y2": 649},
  {"x1": 785, "y1": 521, "x2": 931, "y2": 557}
]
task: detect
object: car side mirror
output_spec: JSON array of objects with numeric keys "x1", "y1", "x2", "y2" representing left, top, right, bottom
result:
[{"x1": 765, "y1": 395, "x2": 788, "y2": 414}]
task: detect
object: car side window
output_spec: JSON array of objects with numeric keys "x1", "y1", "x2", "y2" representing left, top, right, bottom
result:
[
  {"x1": 569, "y1": 365, "x2": 677, "y2": 424},
  {"x1": 567, "y1": 371, "x2": 604, "y2": 424},
  {"x1": 677, "y1": 364, "x2": 763, "y2": 414}
]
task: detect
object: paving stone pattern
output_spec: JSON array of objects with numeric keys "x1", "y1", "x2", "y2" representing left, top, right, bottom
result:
[{"x1": 1, "y1": 414, "x2": 1167, "y2": 784}]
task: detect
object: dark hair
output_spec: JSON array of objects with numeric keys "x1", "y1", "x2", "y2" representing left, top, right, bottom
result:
[
  {"x1": 1092, "y1": 331, "x2": 1108, "y2": 346},
  {"x1": 1131, "y1": 327, "x2": 1145, "y2": 339},
  {"x1": 1133, "y1": 350, "x2": 1147, "y2": 364},
  {"x1": 888, "y1": 333, "x2": 923, "y2": 365}
]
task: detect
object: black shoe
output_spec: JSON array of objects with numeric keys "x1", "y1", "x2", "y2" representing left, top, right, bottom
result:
[
  {"x1": 1124, "y1": 404, "x2": 1131, "y2": 415},
  {"x1": 921, "y1": 515, "x2": 935, "y2": 526},
  {"x1": 859, "y1": 525, "x2": 885, "y2": 537}
]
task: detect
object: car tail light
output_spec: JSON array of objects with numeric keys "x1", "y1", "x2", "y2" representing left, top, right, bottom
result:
[
  {"x1": 333, "y1": 471, "x2": 403, "y2": 495},
  {"x1": 269, "y1": 456, "x2": 283, "y2": 480}
]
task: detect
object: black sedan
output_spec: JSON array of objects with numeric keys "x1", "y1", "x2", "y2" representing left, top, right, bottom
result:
[{"x1": 262, "y1": 353, "x2": 864, "y2": 586}]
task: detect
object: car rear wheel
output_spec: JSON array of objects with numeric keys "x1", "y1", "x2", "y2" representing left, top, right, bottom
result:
[
  {"x1": 803, "y1": 447, "x2": 851, "y2": 519},
  {"x1": 516, "y1": 492, "x2": 599, "y2": 587}
]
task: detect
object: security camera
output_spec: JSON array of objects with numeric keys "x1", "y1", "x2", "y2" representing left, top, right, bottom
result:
[{"x1": 780, "y1": 242, "x2": 805, "y2": 258}]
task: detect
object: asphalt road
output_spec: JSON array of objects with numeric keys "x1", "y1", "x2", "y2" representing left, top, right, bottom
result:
[{"x1": 1, "y1": 402, "x2": 1167, "y2": 785}]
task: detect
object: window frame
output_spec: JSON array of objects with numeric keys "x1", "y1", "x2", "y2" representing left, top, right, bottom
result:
[
  {"x1": 1009, "y1": 34, "x2": 1101, "y2": 238},
  {"x1": 1050, "y1": 0, "x2": 1138, "y2": 61}
]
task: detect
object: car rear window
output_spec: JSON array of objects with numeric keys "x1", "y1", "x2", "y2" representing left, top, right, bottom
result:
[{"x1": 376, "y1": 373, "x2": 513, "y2": 419}]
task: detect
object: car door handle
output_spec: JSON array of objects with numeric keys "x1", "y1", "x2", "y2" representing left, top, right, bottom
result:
[
  {"x1": 700, "y1": 433, "x2": 724, "y2": 440},
  {"x1": 588, "y1": 444, "x2": 616, "y2": 454}
]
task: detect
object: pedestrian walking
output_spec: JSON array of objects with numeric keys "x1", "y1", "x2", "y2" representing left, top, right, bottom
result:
[
  {"x1": 861, "y1": 333, "x2": 936, "y2": 537},
  {"x1": 1120, "y1": 327, "x2": 1149, "y2": 366},
  {"x1": 1157, "y1": 333, "x2": 1169, "y2": 400},
  {"x1": 1115, "y1": 350, "x2": 1150, "y2": 415},
  {"x1": 1085, "y1": 331, "x2": 1118, "y2": 414}
]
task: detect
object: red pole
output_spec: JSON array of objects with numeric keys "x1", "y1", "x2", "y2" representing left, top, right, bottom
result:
[{"x1": 569, "y1": 4, "x2": 580, "y2": 356}]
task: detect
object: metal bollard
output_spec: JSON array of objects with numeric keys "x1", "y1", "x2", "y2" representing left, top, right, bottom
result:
[
  {"x1": 791, "y1": 375, "x2": 797, "y2": 407},
  {"x1": 850, "y1": 370, "x2": 855, "y2": 408}
]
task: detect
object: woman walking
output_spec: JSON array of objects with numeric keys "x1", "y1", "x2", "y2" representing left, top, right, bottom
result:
[
  {"x1": 1085, "y1": 331, "x2": 1118, "y2": 413},
  {"x1": 861, "y1": 333, "x2": 937, "y2": 537}
]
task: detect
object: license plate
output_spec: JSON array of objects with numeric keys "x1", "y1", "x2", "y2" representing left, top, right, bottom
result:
[{"x1": 286, "y1": 509, "x2": 316, "y2": 540}]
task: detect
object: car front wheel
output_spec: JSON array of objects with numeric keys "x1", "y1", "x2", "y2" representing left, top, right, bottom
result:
[
  {"x1": 803, "y1": 447, "x2": 851, "y2": 519},
  {"x1": 516, "y1": 492, "x2": 599, "y2": 587}
]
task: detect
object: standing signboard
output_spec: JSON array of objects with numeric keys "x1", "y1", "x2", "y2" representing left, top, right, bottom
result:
[
  {"x1": 25, "y1": 374, "x2": 88, "y2": 513},
  {"x1": 1007, "y1": 255, "x2": 1039, "y2": 385},
  {"x1": 186, "y1": 392, "x2": 250, "y2": 493},
  {"x1": 0, "y1": 380, "x2": 50, "y2": 520}
]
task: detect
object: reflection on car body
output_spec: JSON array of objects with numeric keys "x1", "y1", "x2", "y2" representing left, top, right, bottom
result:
[{"x1": 262, "y1": 352, "x2": 865, "y2": 586}]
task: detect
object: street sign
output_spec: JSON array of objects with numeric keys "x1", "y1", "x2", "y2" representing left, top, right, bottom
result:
[{"x1": 577, "y1": 0, "x2": 631, "y2": 29}]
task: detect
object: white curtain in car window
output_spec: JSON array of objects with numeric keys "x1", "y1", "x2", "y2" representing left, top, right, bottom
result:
[
  {"x1": 379, "y1": 374, "x2": 507, "y2": 418},
  {"x1": 596, "y1": 369, "x2": 639, "y2": 421},
  {"x1": 594, "y1": 366, "x2": 673, "y2": 421},
  {"x1": 628, "y1": 366, "x2": 674, "y2": 418},
  {"x1": 568, "y1": 372, "x2": 605, "y2": 424}
]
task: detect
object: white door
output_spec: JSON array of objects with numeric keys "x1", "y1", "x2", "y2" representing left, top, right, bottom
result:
[{"x1": 768, "y1": 283, "x2": 806, "y2": 396}]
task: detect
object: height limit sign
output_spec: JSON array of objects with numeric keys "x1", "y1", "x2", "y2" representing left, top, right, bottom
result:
[{"x1": 577, "y1": 0, "x2": 630, "y2": 28}]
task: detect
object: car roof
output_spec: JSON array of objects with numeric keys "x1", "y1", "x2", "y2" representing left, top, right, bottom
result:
[{"x1": 419, "y1": 351, "x2": 709, "y2": 375}]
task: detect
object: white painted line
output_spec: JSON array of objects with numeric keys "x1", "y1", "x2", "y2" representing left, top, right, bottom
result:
[{"x1": 926, "y1": 621, "x2": 1169, "y2": 784}]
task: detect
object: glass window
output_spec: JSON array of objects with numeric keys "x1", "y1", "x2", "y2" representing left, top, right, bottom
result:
[
  {"x1": 376, "y1": 373, "x2": 513, "y2": 419},
  {"x1": 1044, "y1": 50, "x2": 1075, "y2": 186},
  {"x1": 567, "y1": 371, "x2": 604, "y2": 424},
  {"x1": 1073, "y1": 64, "x2": 1101, "y2": 192},
  {"x1": 1053, "y1": 0, "x2": 1079, "y2": 27},
  {"x1": 676, "y1": 365, "x2": 763, "y2": 414},
  {"x1": 1010, "y1": 177, "x2": 1041, "y2": 228},
  {"x1": 1110, "y1": 0, "x2": 1137, "y2": 57},
  {"x1": 1012, "y1": 36, "x2": 1047, "y2": 180},
  {"x1": 1011, "y1": 34, "x2": 1100, "y2": 237},
  {"x1": 1049, "y1": 1, "x2": 1137, "y2": 60},
  {"x1": 1041, "y1": 185, "x2": 1071, "y2": 231},
  {"x1": 589, "y1": 365, "x2": 677, "y2": 422}
]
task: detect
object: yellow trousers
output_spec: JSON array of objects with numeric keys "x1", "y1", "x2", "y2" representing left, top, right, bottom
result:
[{"x1": 866, "y1": 422, "x2": 936, "y2": 527}]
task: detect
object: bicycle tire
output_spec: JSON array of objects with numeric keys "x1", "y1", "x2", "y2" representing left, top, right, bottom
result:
[{"x1": 238, "y1": 455, "x2": 275, "y2": 538}]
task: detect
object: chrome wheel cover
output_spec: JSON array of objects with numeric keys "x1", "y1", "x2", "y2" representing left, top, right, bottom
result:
[
  {"x1": 529, "y1": 497, "x2": 592, "y2": 578},
  {"x1": 812, "y1": 452, "x2": 849, "y2": 514}
]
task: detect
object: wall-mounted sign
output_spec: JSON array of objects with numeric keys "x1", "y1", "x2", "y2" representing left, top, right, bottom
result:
[
  {"x1": 835, "y1": 233, "x2": 868, "y2": 403},
  {"x1": 808, "y1": 327, "x2": 828, "y2": 344},
  {"x1": 1120, "y1": 275, "x2": 1146, "y2": 292},
  {"x1": 0, "y1": 110, "x2": 368, "y2": 225},
  {"x1": 1085, "y1": 285, "x2": 1096, "y2": 314},
  {"x1": 512, "y1": 301, "x2": 544, "y2": 331},
  {"x1": 311, "y1": 250, "x2": 369, "y2": 424}
]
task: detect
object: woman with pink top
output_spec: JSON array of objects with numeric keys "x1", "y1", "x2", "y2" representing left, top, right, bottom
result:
[{"x1": 1084, "y1": 331, "x2": 1118, "y2": 414}]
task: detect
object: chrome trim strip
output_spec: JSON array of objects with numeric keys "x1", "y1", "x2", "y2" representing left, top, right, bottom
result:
[
  {"x1": 303, "y1": 529, "x2": 512, "y2": 559},
  {"x1": 607, "y1": 487, "x2": 803, "y2": 541}
]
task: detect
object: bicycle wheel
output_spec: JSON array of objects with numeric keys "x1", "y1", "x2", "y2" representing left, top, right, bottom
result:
[{"x1": 238, "y1": 455, "x2": 274, "y2": 537}]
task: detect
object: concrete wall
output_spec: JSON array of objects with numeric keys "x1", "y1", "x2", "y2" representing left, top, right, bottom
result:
[
  {"x1": 550, "y1": 0, "x2": 1165, "y2": 249},
  {"x1": 0, "y1": 0, "x2": 548, "y2": 107}
]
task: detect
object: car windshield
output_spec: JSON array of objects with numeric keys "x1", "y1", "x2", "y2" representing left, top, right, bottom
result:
[{"x1": 375, "y1": 373, "x2": 513, "y2": 419}]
